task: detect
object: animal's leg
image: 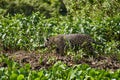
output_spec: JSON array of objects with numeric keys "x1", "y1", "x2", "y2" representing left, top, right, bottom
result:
[{"x1": 86, "y1": 43, "x2": 96, "y2": 56}]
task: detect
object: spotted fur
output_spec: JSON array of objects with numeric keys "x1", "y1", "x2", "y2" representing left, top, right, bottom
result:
[{"x1": 44, "y1": 34, "x2": 97, "y2": 56}]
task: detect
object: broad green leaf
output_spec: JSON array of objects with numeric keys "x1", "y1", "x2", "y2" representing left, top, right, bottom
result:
[{"x1": 17, "y1": 74, "x2": 24, "y2": 80}]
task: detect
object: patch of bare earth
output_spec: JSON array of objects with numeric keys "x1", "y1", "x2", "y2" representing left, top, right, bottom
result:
[{"x1": 0, "y1": 50, "x2": 120, "y2": 71}]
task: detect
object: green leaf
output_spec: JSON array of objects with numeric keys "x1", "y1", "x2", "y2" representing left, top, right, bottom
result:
[
  {"x1": 17, "y1": 74, "x2": 24, "y2": 80},
  {"x1": 0, "y1": 57, "x2": 2, "y2": 63},
  {"x1": 10, "y1": 73, "x2": 18, "y2": 80},
  {"x1": 34, "y1": 78, "x2": 40, "y2": 80},
  {"x1": 24, "y1": 63, "x2": 31, "y2": 70},
  {"x1": 38, "y1": 71, "x2": 43, "y2": 78}
]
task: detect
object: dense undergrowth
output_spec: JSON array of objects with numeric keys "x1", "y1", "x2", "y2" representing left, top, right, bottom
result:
[
  {"x1": 0, "y1": 12, "x2": 119, "y2": 54},
  {"x1": 0, "y1": 54, "x2": 120, "y2": 80},
  {"x1": 0, "y1": 0, "x2": 120, "y2": 79}
]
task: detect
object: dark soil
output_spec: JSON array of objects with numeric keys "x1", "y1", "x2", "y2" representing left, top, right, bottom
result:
[{"x1": 0, "y1": 50, "x2": 120, "y2": 71}]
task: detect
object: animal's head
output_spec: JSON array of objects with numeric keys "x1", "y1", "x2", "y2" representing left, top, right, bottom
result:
[
  {"x1": 44, "y1": 37, "x2": 54, "y2": 47},
  {"x1": 44, "y1": 36, "x2": 63, "y2": 48}
]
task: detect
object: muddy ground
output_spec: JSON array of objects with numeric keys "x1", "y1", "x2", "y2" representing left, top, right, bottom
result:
[{"x1": 0, "y1": 50, "x2": 120, "y2": 71}]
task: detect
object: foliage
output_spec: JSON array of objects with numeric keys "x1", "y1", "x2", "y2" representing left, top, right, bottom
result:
[
  {"x1": 0, "y1": 0, "x2": 120, "y2": 79},
  {"x1": 0, "y1": 54, "x2": 120, "y2": 80},
  {"x1": 0, "y1": 12, "x2": 119, "y2": 54},
  {"x1": 0, "y1": 0, "x2": 120, "y2": 17}
]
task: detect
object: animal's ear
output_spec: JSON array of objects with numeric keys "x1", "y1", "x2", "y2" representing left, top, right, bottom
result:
[
  {"x1": 44, "y1": 37, "x2": 49, "y2": 42},
  {"x1": 46, "y1": 38, "x2": 49, "y2": 41}
]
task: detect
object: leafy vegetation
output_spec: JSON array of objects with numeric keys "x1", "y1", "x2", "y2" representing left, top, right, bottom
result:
[
  {"x1": 0, "y1": 0, "x2": 120, "y2": 79},
  {"x1": 0, "y1": 12, "x2": 119, "y2": 54},
  {"x1": 0, "y1": 54, "x2": 120, "y2": 80}
]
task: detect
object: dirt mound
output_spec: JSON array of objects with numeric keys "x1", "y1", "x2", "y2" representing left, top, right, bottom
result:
[{"x1": 1, "y1": 50, "x2": 120, "y2": 71}]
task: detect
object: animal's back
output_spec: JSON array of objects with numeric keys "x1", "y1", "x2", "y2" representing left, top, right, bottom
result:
[{"x1": 62, "y1": 34, "x2": 94, "y2": 44}]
